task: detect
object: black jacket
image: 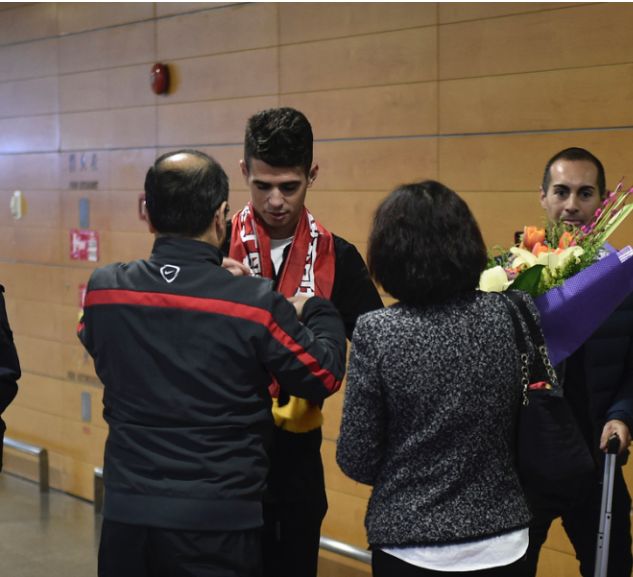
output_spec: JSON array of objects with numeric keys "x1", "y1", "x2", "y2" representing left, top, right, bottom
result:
[
  {"x1": 564, "y1": 291, "x2": 633, "y2": 465},
  {"x1": 0, "y1": 285, "x2": 19, "y2": 472},
  {"x1": 78, "y1": 237, "x2": 347, "y2": 530},
  {"x1": 223, "y1": 224, "x2": 384, "y2": 501}
]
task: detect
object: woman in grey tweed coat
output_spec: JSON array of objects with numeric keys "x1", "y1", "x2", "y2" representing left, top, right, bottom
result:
[{"x1": 337, "y1": 181, "x2": 538, "y2": 576}]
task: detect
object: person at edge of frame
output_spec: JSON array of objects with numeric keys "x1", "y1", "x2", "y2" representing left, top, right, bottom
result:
[
  {"x1": 221, "y1": 108, "x2": 384, "y2": 577},
  {"x1": 78, "y1": 149, "x2": 348, "y2": 577},
  {"x1": 0, "y1": 283, "x2": 19, "y2": 473},
  {"x1": 525, "y1": 147, "x2": 633, "y2": 577}
]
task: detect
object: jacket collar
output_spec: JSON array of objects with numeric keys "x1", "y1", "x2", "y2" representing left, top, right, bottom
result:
[{"x1": 150, "y1": 237, "x2": 223, "y2": 266}]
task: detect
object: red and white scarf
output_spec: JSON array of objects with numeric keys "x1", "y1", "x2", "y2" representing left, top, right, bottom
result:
[
  {"x1": 230, "y1": 202, "x2": 337, "y2": 433},
  {"x1": 229, "y1": 202, "x2": 335, "y2": 299}
]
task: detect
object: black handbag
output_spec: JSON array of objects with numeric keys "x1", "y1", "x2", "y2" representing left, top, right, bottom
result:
[{"x1": 500, "y1": 291, "x2": 595, "y2": 511}]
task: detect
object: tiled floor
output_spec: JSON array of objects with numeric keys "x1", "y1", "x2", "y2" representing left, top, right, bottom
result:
[
  {"x1": 0, "y1": 472, "x2": 370, "y2": 576},
  {"x1": 0, "y1": 473, "x2": 99, "y2": 576}
]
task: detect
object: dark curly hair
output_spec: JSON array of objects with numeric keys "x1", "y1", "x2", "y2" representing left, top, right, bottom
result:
[
  {"x1": 244, "y1": 107, "x2": 313, "y2": 176},
  {"x1": 368, "y1": 181, "x2": 488, "y2": 307}
]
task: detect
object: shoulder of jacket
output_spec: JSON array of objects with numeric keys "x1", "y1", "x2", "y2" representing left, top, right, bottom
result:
[{"x1": 87, "y1": 262, "x2": 127, "y2": 288}]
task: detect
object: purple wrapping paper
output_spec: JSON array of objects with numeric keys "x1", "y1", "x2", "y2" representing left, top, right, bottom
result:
[{"x1": 533, "y1": 249, "x2": 633, "y2": 367}]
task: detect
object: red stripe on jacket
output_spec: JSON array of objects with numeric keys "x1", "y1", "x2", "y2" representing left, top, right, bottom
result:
[{"x1": 84, "y1": 289, "x2": 340, "y2": 393}]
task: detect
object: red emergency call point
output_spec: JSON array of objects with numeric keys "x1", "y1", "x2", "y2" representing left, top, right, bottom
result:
[{"x1": 150, "y1": 63, "x2": 169, "y2": 95}]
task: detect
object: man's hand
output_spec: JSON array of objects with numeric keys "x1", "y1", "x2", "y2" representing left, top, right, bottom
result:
[
  {"x1": 600, "y1": 420, "x2": 631, "y2": 455},
  {"x1": 222, "y1": 257, "x2": 251, "y2": 276},
  {"x1": 287, "y1": 295, "x2": 312, "y2": 320}
]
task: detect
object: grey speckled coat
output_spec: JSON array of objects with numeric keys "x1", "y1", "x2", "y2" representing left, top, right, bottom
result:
[{"x1": 337, "y1": 290, "x2": 540, "y2": 547}]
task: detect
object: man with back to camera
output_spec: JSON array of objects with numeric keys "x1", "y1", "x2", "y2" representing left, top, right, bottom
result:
[
  {"x1": 77, "y1": 149, "x2": 348, "y2": 577},
  {"x1": 526, "y1": 147, "x2": 633, "y2": 576},
  {"x1": 223, "y1": 108, "x2": 383, "y2": 577}
]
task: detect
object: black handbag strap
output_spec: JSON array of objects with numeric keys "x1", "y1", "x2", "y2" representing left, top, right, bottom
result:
[{"x1": 498, "y1": 291, "x2": 560, "y2": 400}]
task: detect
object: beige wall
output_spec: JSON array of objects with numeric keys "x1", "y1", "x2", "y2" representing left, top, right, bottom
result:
[{"x1": 1, "y1": 3, "x2": 633, "y2": 575}]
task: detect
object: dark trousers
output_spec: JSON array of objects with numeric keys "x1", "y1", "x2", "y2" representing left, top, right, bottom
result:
[
  {"x1": 98, "y1": 519, "x2": 262, "y2": 577},
  {"x1": 261, "y1": 495, "x2": 328, "y2": 577},
  {"x1": 526, "y1": 466, "x2": 633, "y2": 577},
  {"x1": 372, "y1": 549, "x2": 529, "y2": 576}
]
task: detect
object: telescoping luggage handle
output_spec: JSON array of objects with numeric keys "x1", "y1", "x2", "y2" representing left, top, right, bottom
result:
[{"x1": 594, "y1": 433, "x2": 620, "y2": 577}]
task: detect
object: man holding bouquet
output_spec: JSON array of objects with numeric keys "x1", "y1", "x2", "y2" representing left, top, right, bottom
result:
[{"x1": 527, "y1": 147, "x2": 633, "y2": 576}]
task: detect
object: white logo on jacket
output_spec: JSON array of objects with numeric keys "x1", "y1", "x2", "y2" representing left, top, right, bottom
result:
[{"x1": 160, "y1": 265, "x2": 180, "y2": 283}]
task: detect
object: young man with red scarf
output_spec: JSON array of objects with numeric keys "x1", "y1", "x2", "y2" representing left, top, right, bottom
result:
[{"x1": 223, "y1": 108, "x2": 383, "y2": 577}]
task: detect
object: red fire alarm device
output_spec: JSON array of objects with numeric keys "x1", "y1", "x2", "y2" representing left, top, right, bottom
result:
[{"x1": 150, "y1": 63, "x2": 169, "y2": 95}]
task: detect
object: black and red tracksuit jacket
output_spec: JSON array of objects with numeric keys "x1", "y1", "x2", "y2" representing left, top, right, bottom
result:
[{"x1": 77, "y1": 237, "x2": 346, "y2": 531}]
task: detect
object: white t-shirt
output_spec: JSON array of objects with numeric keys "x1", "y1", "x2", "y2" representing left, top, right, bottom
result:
[
  {"x1": 382, "y1": 528, "x2": 528, "y2": 571},
  {"x1": 270, "y1": 237, "x2": 293, "y2": 274}
]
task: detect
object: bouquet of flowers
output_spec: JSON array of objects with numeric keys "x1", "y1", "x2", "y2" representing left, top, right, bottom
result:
[{"x1": 479, "y1": 182, "x2": 633, "y2": 366}]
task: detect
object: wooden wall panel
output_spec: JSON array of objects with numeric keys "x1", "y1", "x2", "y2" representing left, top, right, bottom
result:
[
  {"x1": 439, "y1": 2, "x2": 587, "y2": 24},
  {"x1": 280, "y1": 2, "x2": 437, "y2": 44},
  {"x1": 12, "y1": 227, "x2": 62, "y2": 264},
  {"x1": 12, "y1": 373, "x2": 64, "y2": 416},
  {"x1": 60, "y1": 381, "x2": 106, "y2": 429},
  {"x1": 58, "y1": 21, "x2": 155, "y2": 74},
  {"x1": 282, "y1": 83, "x2": 438, "y2": 140},
  {"x1": 0, "y1": 76, "x2": 58, "y2": 119},
  {"x1": 308, "y1": 191, "x2": 385, "y2": 245},
  {"x1": 440, "y1": 3, "x2": 633, "y2": 80},
  {"x1": 59, "y1": 111, "x2": 109, "y2": 151},
  {"x1": 322, "y1": 489, "x2": 369, "y2": 549},
  {"x1": 280, "y1": 28, "x2": 437, "y2": 94},
  {"x1": 14, "y1": 335, "x2": 64, "y2": 378},
  {"x1": 460, "y1": 192, "x2": 544, "y2": 249},
  {"x1": 440, "y1": 64, "x2": 633, "y2": 134},
  {"x1": 57, "y1": 2, "x2": 152, "y2": 35},
  {"x1": 5, "y1": 300, "x2": 63, "y2": 342},
  {"x1": 60, "y1": 66, "x2": 157, "y2": 114},
  {"x1": 110, "y1": 107, "x2": 157, "y2": 149},
  {"x1": 536, "y1": 547, "x2": 580, "y2": 577},
  {"x1": 0, "y1": 2, "x2": 57, "y2": 46},
  {"x1": 437, "y1": 131, "x2": 633, "y2": 193},
  {"x1": 314, "y1": 138, "x2": 438, "y2": 192},
  {"x1": 107, "y1": 65, "x2": 158, "y2": 109},
  {"x1": 0, "y1": 115, "x2": 58, "y2": 153},
  {"x1": 156, "y1": 3, "x2": 236, "y2": 18},
  {"x1": 322, "y1": 440, "x2": 371, "y2": 500},
  {"x1": 166, "y1": 48, "x2": 279, "y2": 104},
  {"x1": 0, "y1": 262, "x2": 63, "y2": 303},
  {"x1": 62, "y1": 190, "x2": 110, "y2": 231},
  {"x1": 109, "y1": 149, "x2": 157, "y2": 190},
  {"x1": 63, "y1": 343, "x2": 97, "y2": 383},
  {"x1": 0, "y1": 38, "x2": 58, "y2": 83},
  {"x1": 3, "y1": 405, "x2": 65, "y2": 450},
  {"x1": 0, "y1": 153, "x2": 59, "y2": 191},
  {"x1": 109, "y1": 231, "x2": 154, "y2": 264},
  {"x1": 156, "y1": 3, "x2": 277, "y2": 61},
  {"x1": 157, "y1": 96, "x2": 279, "y2": 147}
]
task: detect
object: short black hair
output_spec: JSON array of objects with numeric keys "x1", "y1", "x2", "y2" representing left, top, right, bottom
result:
[
  {"x1": 542, "y1": 147, "x2": 606, "y2": 197},
  {"x1": 144, "y1": 149, "x2": 229, "y2": 238},
  {"x1": 244, "y1": 108, "x2": 313, "y2": 176},
  {"x1": 368, "y1": 181, "x2": 488, "y2": 307}
]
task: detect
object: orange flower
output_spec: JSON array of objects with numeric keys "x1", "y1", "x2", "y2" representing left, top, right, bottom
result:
[
  {"x1": 522, "y1": 226, "x2": 546, "y2": 252},
  {"x1": 531, "y1": 242, "x2": 550, "y2": 256},
  {"x1": 558, "y1": 232, "x2": 574, "y2": 249}
]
